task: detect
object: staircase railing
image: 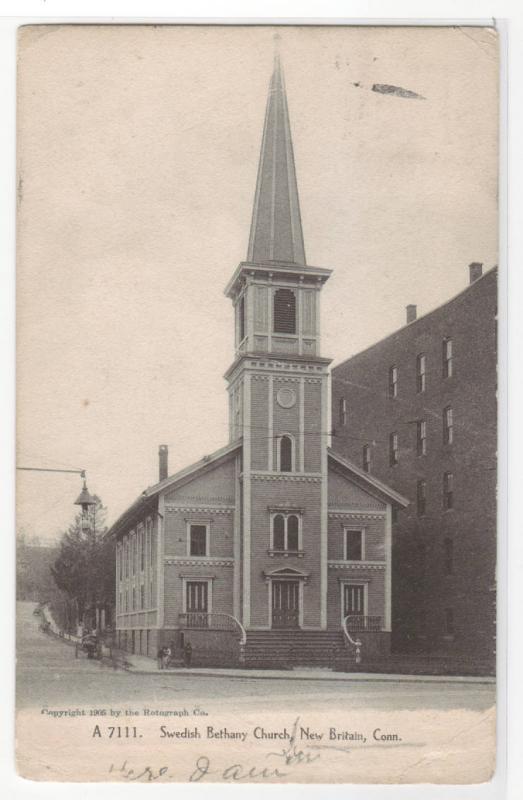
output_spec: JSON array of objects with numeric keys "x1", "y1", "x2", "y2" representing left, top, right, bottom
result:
[
  {"x1": 342, "y1": 615, "x2": 363, "y2": 665},
  {"x1": 345, "y1": 615, "x2": 382, "y2": 632},
  {"x1": 178, "y1": 612, "x2": 247, "y2": 664}
]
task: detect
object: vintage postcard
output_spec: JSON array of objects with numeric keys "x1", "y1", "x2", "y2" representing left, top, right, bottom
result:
[{"x1": 16, "y1": 23, "x2": 499, "y2": 784}]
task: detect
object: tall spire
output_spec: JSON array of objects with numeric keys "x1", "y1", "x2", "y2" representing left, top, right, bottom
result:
[{"x1": 247, "y1": 40, "x2": 306, "y2": 266}]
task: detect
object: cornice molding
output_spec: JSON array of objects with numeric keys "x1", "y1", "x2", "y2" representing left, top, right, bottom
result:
[
  {"x1": 328, "y1": 561, "x2": 386, "y2": 571},
  {"x1": 165, "y1": 505, "x2": 234, "y2": 514},
  {"x1": 328, "y1": 510, "x2": 386, "y2": 519},
  {"x1": 251, "y1": 473, "x2": 322, "y2": 483},
  {"x1": 165, "y1": 557, "x2": 234, "y2": 567}
]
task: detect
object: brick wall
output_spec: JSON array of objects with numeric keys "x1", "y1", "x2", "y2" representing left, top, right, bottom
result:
[{"x1": 331, "y1": 268, "x2": 497, "y2": 666}]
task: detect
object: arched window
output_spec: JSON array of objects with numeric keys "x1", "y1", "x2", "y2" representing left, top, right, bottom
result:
[
  {"x1": 287, "y1": 515, "x2": 299, "y2": 550},
  {"x1": 273, "y1": 515, "x2": 285, "y2": 550},
  {"x1": 279, "y1": 435, "x2": 293, "y2": 472},
  {"x1": 273, "y1": 289, "x2": 296, "y2": 334}
]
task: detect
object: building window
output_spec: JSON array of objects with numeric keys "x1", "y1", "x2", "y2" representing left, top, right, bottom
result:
[
  {"x1": 442, "y1": 337, "x2": 453, "y2": 378},
  {"x1": 416, "y1": 354, "x2": 426, "y2": 393},
  {"x1": 445, "y1": 608, "x2": 455, "y2": 636},
  {"x1": 443, "y1": 471, "x2": 454, "y2": 509},
  {"x1": 443, "y1": 406, "x2": 454, "y2": 444},
  {"x1": 416, "y1": 480, "x2": 426, "y2": 516},
  {"x1": 273, "y1": 288, "x2": 296, "y2": 334},
  {"x1": 416, "y1": 420, "x2": 427, "y2": 456},
  {"x1": 339, "y1": 397, "x2": 347, "y2": 427},
  {"x1": 391, "y1": 506, "x2": 398, "y2": 524},
  {"x1": 239, "y1": 294, "x2": 245, "y2": 342},
  {"x1": 272, "y1": 513, "x2": 300, "y2": 551},
  {"x1": 417, "y1": 542, "x2": 426, "y2": 580},
  {"x1": 345, "y1": 529, "x2": 364, "y2": 561},
  {"x1": 362, "y1": 444, "x2": 371, "y2": 473},
  {"x1": 388, "y1": 365, "x2": 398, "y2": 398},
  {"x1": 132, "y1": 587, "x2": 136, "y2": 611},
  {"x1": 186, "y1": 581, "x2": 209, "y2": 613},
  {"x1": 343, "y1": 583, "x2": 366, "y2": 618},
  {"x1": 140, "y1": 529, "x2": 145, "y2": 571},
  {"x1": 389, "y1": 432, "x2": 399, "y2": 466},
  {"x1": 278, "y1": 434, "x2": 294, "y2": 472},
  {"x1": 444, "y1": 537, "x2": 454, "y2": 574},
  {"x1": 140, "y1": 584, "x2": 145, "y2": 610},
  {"x1": 188, "y1": 524, "x2": 208, "y2": 557},
  {"x1": 131, "y1": 532, "x2": 136, "y2": 575}
]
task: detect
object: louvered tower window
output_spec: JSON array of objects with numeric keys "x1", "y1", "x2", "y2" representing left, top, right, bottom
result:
[{"x1": 273, "y1": 289, "x2": 296, "y2": 334}]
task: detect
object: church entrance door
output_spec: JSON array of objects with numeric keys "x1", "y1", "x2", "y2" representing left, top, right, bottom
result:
[{"x1": 272, "y1": 580, "x2": 300, "y2": 628}]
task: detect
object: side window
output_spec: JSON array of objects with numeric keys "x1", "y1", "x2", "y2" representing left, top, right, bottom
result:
[
  {"x1": 339, "y1": 397, "x2": 347, "y2": 427},
  {"x1": 443, "y1": 471, "x2": 454, "y2": 509},
  {"x1": 416, "y1": 479, "x2": 426, "y2": 516},
  {"x1": 416, "y1": 353, "x2": 426, "y2": 392},
  {"x1": 443, "y1": 406, "x2": 454, "y2": 444},
  {"x1": 416, "y1": 420, "x2": 427, "y2": 456},
  {"x1": 362, "y1": 444, "x2": 371, "y2": 473},
  {"x1": 389, "y1": 432, "x2": 399, "y2": 466},
  {"x1": 442, "y1": 338, "x2": 453, "y2": 378},
  {"x1": 388, "y1": 365, "x2": 398, "y2": 398}
]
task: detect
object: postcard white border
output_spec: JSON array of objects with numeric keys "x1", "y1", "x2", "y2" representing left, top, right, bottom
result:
[{"x1": 1, "y1": 3, "x2": 519, "y2": 800}]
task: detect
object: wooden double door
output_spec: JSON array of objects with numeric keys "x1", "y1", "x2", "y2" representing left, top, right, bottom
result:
[{"x1": 272, "y1": 580, "x2": 300, "y2": 628}]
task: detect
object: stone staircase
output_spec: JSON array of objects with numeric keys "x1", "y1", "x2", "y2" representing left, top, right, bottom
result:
[{"x1": 244, "y1": 630, "x2": 347, "y2": 670}]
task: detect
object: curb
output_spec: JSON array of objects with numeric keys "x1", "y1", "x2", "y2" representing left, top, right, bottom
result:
[{"x1": 122, "y1": 664, "x2": 495, "y2": 685}]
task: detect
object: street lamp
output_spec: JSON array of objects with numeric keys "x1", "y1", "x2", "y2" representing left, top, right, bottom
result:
[{"x1": 74, "y1": 478, "x2": 97, "y2": 530}]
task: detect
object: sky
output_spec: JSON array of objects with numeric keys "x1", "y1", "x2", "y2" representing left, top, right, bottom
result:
[{"x1": 16, "y1": 24, "x2": 498, "y2": 543}]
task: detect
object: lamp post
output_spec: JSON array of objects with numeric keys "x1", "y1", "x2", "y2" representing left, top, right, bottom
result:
[
  {"x1": 17, "y1": 465, "x2": 96, "y2": 631},
  {"x1": 74, "y1": 479, "x2": 98, "y2": 629}
]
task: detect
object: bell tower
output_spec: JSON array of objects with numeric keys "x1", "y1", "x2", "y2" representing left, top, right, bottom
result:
[{"x1": 224, "y1": 45, "x2": 332, "y2": 630}]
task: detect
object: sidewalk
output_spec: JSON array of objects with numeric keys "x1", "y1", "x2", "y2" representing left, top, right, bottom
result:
[{"x1": 123, "y1": 652, "x2": 495, "y2": 684}]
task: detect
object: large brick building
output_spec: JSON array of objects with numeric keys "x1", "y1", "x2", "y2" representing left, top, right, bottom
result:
[
  {"x1": 108, "y1": 52, "x2": 408, "y2": 668},
  {"x1": 331, "y1": 265, "x2": 497, "y2": 672}
]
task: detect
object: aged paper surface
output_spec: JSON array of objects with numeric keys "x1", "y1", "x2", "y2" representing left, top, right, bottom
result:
[{"x1": 16, "y1": 24, "x2": 498, "y2": 784}]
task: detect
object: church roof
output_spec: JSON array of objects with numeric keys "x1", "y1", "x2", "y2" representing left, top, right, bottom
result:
[
  {"x1": 107, "y1": 440, "x2": 242, "y2": 539},
  {"x1": 247, "y1": 47, "x2": 306, "y2": 266},
  {"x1": 328, "y1": 448, "x2": 410, "y2": 508}
]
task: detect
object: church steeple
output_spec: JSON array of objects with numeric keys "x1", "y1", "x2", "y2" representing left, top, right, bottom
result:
[
  {"x1": 224, "y1": 42, "x2": 331, "y2": 362},
  {"x1": 247, "y1": 42, "x2": 306, "y2": 266}
]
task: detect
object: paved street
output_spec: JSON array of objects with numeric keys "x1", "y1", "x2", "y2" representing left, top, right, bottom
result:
[{"x1": 17, "y1": 602, "x2": 495, "y2": 713}]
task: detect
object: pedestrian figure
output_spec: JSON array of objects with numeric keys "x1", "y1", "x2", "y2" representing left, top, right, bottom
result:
[
  {"x1": 183, "y1": 641, "x2": 192, "y2": 667},
  {"x1": 163, "y1": 646, "x2": 171, "y2": 669},
  {"x1": 157, "y1": 645, "x2": 165, "y2": 670}
]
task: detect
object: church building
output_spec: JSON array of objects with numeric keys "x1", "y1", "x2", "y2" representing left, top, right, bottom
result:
[{"x1": 109, "y1": 51, "x2": 408, "y2": 669}]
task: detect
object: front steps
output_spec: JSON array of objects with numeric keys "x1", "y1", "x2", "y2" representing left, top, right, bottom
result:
[{"x1": 244, "y1": 630, "x2": 346, "y2": 670}]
